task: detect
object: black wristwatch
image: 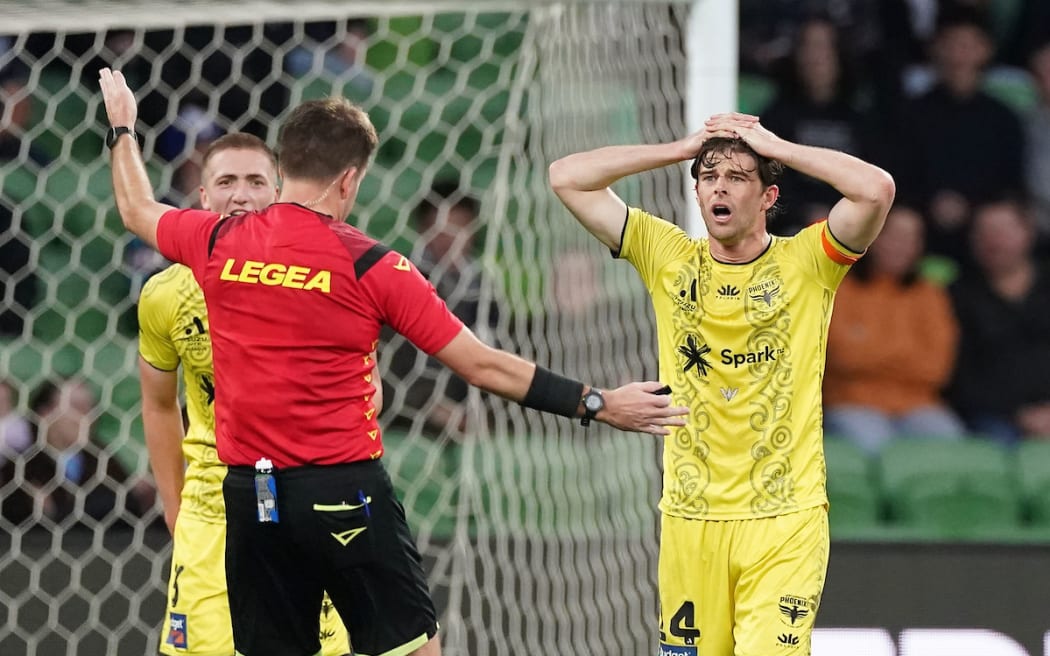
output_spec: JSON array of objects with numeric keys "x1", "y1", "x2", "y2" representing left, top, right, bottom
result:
[
  {"x1": 106, "y1": 126, "x2": 137, "y2": 150},
  {"x1": 580, "y1": 389, "x2": 604, "y2": 427}
]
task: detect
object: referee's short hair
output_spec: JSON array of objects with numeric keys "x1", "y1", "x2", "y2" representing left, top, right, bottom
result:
[{"x1": 278, "y1": 98, "x2": 378, "y2": 182}]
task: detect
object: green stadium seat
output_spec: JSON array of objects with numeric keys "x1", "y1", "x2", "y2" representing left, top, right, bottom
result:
[
  {"x1": 28, "y1": 68, "x2": 106, "y2": 165},
  {"x1": 380, "y1": 429, "x2": 459, "y2": 540},
  {"x1": 878, "y1": 439, "x2": 1021, "y2": 540},
  {"x1": 50, "y1": 343, "x2": 84, "y2": 377},
  {"x1": 365, "y1": 16, "x2": 437, "y2": 71},
  {"x1": 823, "y1": 437, "x2": 882, "y2": 538},
  {"x1": 738, "y1": 73, "x2": 776, "y2": 115},
  {"x1": 431, "y1": 11, "x2": 524, "y2": 64},
  {"x1": 31, "y1": 307, "x2": 68, "y2": 343},
  {"x1": 1016, "y1": 440, "x2": 1050, "y2": 526},
  {"x1": 73, "y1": 310, "x2": 110, "y2": 344},
  {"x1": 983, "y1": 69, "x2": 1038, "y2": 115},
  {"x1": 470, "y1": 433, "x2": 657, "y2": 540},
  {"x1": 917, "y1": 254, "x2": 959, "y2": 287},
  {"x1": 3, "y1": 340, "x2": 45, "y2": 386}
]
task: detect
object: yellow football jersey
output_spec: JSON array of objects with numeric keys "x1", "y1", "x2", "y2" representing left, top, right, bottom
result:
[
  {"x1": 139, "y1": 264, "x2": 225, "y2": 522},
  {"x1": 621, "y1": 208, "x2": 859, "y2": 520}
]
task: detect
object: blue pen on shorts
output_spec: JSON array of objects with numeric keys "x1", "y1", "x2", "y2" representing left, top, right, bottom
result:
[{"x1": 358, "y1": 489, "x2": 371, "y2": 518}]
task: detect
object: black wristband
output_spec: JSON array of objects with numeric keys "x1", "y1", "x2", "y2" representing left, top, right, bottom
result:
[{"x1": 521, "y1": 366, "x2": 585, "y2": 419}]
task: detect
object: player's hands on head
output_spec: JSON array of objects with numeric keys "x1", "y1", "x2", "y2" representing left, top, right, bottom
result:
[
  {"x1": 679, "y1": 124, "x2": 737, "y2": 163},
  {"x1": 98, "y1": 67, "x2": 139, "y2": 128},
  {"x1": 704, "y1": 112, "x2": 780, "y2": 157},
  {"x1": 598, "y1": 381, "x2": 689, "y2": 436}
]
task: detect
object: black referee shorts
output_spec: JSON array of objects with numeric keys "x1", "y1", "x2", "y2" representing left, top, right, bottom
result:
[{"x1": 223, "y1": 459, "x2": 438, "y2": 656}]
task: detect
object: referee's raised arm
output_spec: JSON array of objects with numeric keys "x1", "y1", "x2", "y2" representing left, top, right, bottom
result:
[{"x1": 98, "y1": 68, "x2": 175, "y2": 250}]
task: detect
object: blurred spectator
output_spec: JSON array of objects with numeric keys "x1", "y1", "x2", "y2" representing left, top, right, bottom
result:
[
  {"x1": 0, "y1": 61, "x2": 50, "y2": 166},
  {"x1": 0, "y1": 377, "x2": 154, "y2": 525},
  {"x1": 948, "y1": 198, "x2": 1050, "y2": 445},
  {"x1": 550, "y1": 247, "x2": 601, "y2": 319},
  {"x1": 285, "y1": 18, "x2": 374, "y2": 100},
  {"x1": 156, "y1": 96, "x2": 224, "y2": 168},
  {"x1": 824, "y1": 204, "x2": 966, "y2": 454},
  {"x1": 0, "y1": 45, "x2": 39, "y2": 339},
  {"x1": 739, "y1": 0, "x2": 921, "y2": 113},
  {"x1": 973, "y1": 0, "x2": 1050, "y2": 69},
  {"x1": 903, "y1": 2, "x2": 1037, "y2": 119},
  {"x1": 761, "y1": 15, "x2": 872, "y2": 233},
  {"x1": 884, "y1": 7, "x2": 1025, "y2": 266},
  {"x1": 383, "y1": 180, "x2": 488, "y2": 435},
  {"x1": 1023, "y1": 39, "x2": 1050, "y2": 240},
  {"x1": 0, "y1": 379, "x2": 32, "y2": 465},
  {"x1": 0, "y1": 198, "x2": 37, "y2": 336},
  {"x1": 739, "y1": 0, "x2": 890, "y2": 76}
]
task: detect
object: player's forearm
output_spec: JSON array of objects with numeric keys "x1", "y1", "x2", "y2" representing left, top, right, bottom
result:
[
  {"x1": 457, "y1": 346, "x2": 590, "y2": 417},
  {"x1": 436, "y1": 329, "x2": 587, "y2": 418},
  {"x1": 766, "y1": 140, "x2": 895, "y2": 211},
  {"x1": 142, "y1": 406, "x2": 186, "y2": 532},
  {"x1": 463, "y1": 346, "x2": 540, "y2": 404},
  {"x1": 109, "y1": 138, "x2": 167, "y2": 249},
  {"x1": 550, "y1": 141, "x2": 692, "y2": 192}
]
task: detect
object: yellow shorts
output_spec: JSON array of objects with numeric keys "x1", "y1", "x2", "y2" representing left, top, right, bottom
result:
[
  {"x1": 657, "y1": 506, "x2": 829, "y2": 656},
  {"x1": 159, "y1": 513, "x2": 351, "y2": 656}
]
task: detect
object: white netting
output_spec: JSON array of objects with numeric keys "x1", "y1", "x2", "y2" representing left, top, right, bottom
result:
[{"x1": 0, "y1": 2, "x2": 692, "y2": 654}]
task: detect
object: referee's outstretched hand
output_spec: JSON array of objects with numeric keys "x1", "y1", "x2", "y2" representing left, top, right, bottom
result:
[
  {"x1": 600, "y1": 381, "x2": 689, "y2": 436},
  {"x1": 98, "y1": 68, "x2": 138, "y2": 130}
]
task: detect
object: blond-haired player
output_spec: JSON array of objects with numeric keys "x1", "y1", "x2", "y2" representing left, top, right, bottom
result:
[
  {"x1": 139, "y1": 133, "x2": 369, "y2": 655},
  {"x1": 551, "y1": 112, "x2": 895, "y2": 655}
]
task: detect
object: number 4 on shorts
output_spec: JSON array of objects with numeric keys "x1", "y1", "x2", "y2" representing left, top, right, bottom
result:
[{"x1": 660, "y1": 601, "x2": 701, "y2": 645}]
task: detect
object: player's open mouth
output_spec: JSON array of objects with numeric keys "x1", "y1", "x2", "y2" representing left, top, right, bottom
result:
[
  {"x1": 228, "y1": 209, "x2": 248, "y2": 215},
  {"x1": 711, "y1": 204, "x2": 732, "y2": 221}
]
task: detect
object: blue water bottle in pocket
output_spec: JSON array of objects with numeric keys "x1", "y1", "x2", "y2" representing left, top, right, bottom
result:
[{"x1": 254, "y1": 458, "x2": 279, "y2": 523}]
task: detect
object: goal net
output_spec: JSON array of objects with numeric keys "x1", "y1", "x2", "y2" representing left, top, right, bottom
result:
[{"x1": 0, "y1": 1, "x2": 693, "y2": 654}]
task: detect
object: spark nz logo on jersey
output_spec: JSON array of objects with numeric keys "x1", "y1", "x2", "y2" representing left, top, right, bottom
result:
[
  {"x1": 658, "y1": 643, "x2": 697, "y2": 656},
  {"x1": 721, "y1": 345, "x2": 784, "y2": 368}
]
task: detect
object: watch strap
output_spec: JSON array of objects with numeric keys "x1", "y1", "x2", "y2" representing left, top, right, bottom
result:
[{"x1": 107, "y1": 126, "x2": 136, "y2": 149}]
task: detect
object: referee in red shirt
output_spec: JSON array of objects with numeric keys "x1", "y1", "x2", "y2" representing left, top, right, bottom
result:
[{"x1": 100, "y1": 68, "x2": 687, "y2": 656}]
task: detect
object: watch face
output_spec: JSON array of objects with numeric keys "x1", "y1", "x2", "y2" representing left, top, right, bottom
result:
[{"x1": 584, "y1": 392, "x2": 603, "y2": 412}]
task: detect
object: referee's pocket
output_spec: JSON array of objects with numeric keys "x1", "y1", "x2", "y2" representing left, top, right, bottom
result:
[{"x1": 312, "y1": 496, "x2": 373, "y2": 567}]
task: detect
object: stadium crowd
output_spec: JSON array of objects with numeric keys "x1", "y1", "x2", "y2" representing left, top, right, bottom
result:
[{"x1": 1, "y1": 0, "x2": 1049, "y2": 531}]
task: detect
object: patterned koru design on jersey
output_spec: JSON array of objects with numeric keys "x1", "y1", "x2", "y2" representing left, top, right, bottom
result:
[
  {"x1": 665, "y1": 251, "x2": 800, "y2": 516},
  {"x1": 667, "y1": 259, "x2": 712, "y2": 515},
  {"x1": 622, "y1": 209, "x2": 849, "y2": 520},
  {"x1": 741, "y1": 258, "x2": 796, "y2": 515}
]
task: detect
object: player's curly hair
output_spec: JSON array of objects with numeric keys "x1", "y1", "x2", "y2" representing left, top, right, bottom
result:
[
  {"x1": 277, "y1": 97, "x2": 378, "y2": 182},
  {"x1": 689, "y1": 136, "x2": 784, "y2": 187}
]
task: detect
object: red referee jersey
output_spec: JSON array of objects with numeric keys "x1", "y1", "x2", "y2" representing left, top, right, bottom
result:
[{"x1": 155, "y1": 203, "x2": 464, "y2": 468}]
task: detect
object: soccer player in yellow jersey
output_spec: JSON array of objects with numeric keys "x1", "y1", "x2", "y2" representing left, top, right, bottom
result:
[
  {"x1": 139, "y1": 133, "x2": 371, "y2": 656},
  {"x1": 550, "y1": 113, "x2": 895, "y2": 655}
]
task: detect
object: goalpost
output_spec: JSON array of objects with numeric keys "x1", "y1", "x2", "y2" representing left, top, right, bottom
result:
[{"x1": 0, "y1": 2, "x2": 735, "y2": 654}]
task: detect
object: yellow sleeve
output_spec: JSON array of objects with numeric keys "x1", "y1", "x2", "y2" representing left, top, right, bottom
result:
[
  {"x1": 787, "y1": 220, "x2": 861, "y2": 291},
  {"x1": 137, "y1": 268, "x2": 179, "y2": 371},
  {"x1": 619, "y1": 207, "x2": 694, "y2": 289}
]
